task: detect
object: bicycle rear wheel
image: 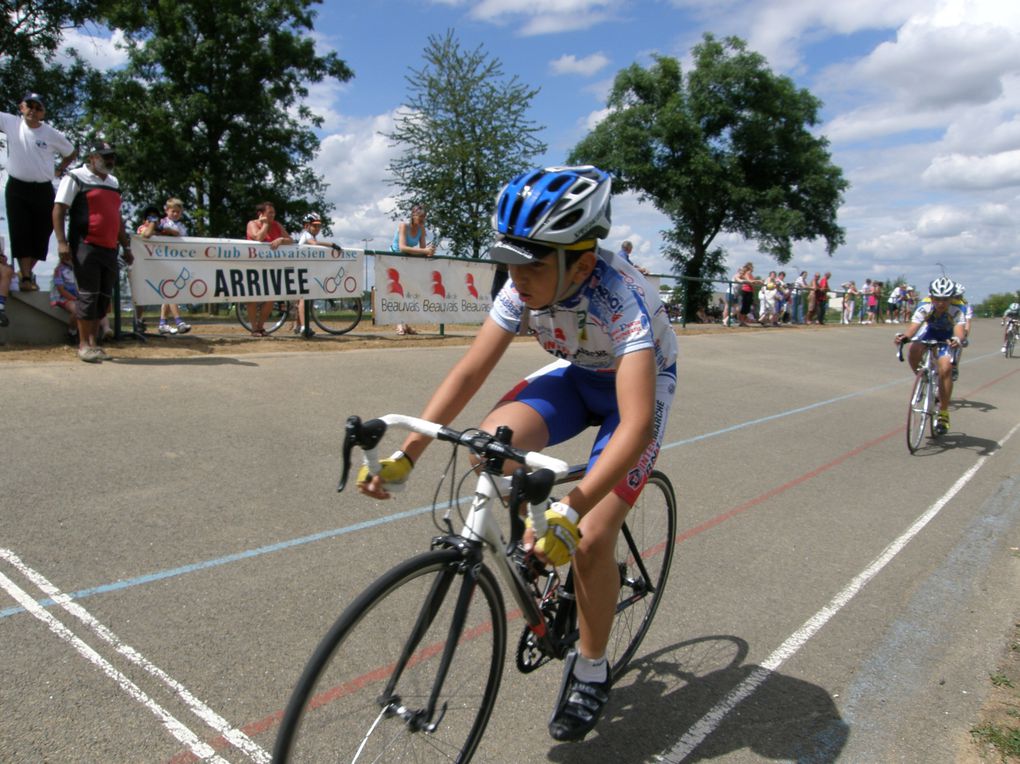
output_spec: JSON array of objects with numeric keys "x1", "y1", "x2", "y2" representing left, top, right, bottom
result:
[
  {"x1": 906, "y1": 371, "x2": 931, "y2": 453},
  {"x1": 274, "y1": 548, "x2": 506, "y2": 763},
  {"x1": 1007, "y1": 331, "x2": 1016, "y2": 358},
  {"x1": 606, "y1": 469, "x2": 677, "y2": 679},
  {"x1": 311, "y1": 297, "x2": 363, "y2": 335},
  {"x1": 235, "y1": 301, "x2": 289, "y2": 334}
]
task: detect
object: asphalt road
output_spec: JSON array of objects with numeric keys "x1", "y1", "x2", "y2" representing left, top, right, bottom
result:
[{"x1": 1, "y1": 318, "x2": 1018, "y2": 763}]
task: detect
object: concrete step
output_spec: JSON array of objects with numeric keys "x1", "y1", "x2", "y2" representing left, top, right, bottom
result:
[{"x1": 1, "y1": 289, "x2": 73, "y2": 346}]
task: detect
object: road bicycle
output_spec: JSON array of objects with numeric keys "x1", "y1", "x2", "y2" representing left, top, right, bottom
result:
[
  {"x1": 273, "y1": 414, "x2": 677, "y2": 762},
  {"x1": 1004, "y1": 318, "x2": 1018, "y2": 358},
  {"x1": 898, "y1": 338, "x2": 950, "y2": 453},
  {"x1": 234, "y1": 296, "x2": 363, "y2": 335}
]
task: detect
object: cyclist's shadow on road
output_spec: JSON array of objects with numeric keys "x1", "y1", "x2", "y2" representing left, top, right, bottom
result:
[{"x1": 547, "y1": 635, "x2": 847, "y2": 763}]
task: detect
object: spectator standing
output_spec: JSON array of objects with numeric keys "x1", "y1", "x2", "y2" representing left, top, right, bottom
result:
[
  {"x1": 245, "y1": 201, "x2": 294, "y2": 336},
  {"x1": 775, "y1": 271, "x2": 790, "y2": 323},
  {"x1": 859, "y1": 279, "x2": 873, "y2": 323},
  {"x1": 0, "y1": 250, "x2": 12, "y2": 326},
  {"x1": 52, "y1": 138, "x2": 132, "y2": 363},
  {"x1": 49, "y1": 249, "x2": 78, "y2": 340},
  {"x1": 734, "y1": 262, "x2": 760, "y2": 327},
  {"x1": 806, "y1": 273, "x2": 819, "y2": 323},
  {"x1": 759, "y1": 271, "x2": 779, "y2": 326},
  {"x1": 1, "y1": 93, "x2": 78, "y2": 292},
  {"x1": 616, "y1": 240, "x2": 649, "y2": 274},
  {"x1": 871, "y1": 281, "x2": 884, "y2": 323},
  {"x1": 841, "y1": 281, "x2": 858, "y2": 324},
  {"x1": 294, "y1": 212, "x2": 343, "y2": 335},
  {"x1": 136, "y1": 200, "x2": 191, "y2": 334},
  {"x1": 390, "y1": 204, "x2": 436, "y2": 335},
  {"x1": 886, "y1": 283, "x2": 903, "y2": 323},
  {"x1": 816, "y1": 272, "x2": 831, "y2": 324},
  {"x1": 792, "y1": 271, "x2": 808, "y2": 324}
]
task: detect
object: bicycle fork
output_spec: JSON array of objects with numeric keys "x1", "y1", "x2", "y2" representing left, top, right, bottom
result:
[{"x1": 378, "y1": 553, "x2": 481, "y2": 733}]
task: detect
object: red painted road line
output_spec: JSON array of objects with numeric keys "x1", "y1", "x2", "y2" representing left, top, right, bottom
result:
[{"x1": 168, "y1": 367, "x2": 1019, "y2": 762}]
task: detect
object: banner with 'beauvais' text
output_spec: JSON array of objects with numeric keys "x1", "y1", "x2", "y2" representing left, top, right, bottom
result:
[
  {"x1": 373, "y1": 254, "x2": 497, "y2": 326},
  {"x1": 128, "y1": 235, "x2": 363, "y2": 304}
]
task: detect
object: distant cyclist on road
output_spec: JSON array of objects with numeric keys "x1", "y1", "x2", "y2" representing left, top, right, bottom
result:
[
  {"x1": 894, "y1": 276, "x2": 966, "y2": 434},
  {"x1": 358, "y1": 165, "x2": 678, "y2": 742},
  {"x1": 1003, "y1": 302, "x2": 1020, "y2": 355}
]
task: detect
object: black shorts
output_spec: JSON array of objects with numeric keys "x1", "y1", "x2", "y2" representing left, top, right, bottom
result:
[
  {"x1": 4, "y1": 177, "x2": 56, "y2": 263},
  {"x1": 72, "y1": 242, "x2": 118, "y2": 320}
]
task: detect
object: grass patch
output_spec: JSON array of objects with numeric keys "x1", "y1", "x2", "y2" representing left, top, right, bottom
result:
[
  {"x1": 992, "y1": 673, "x2": 1016, "y2": 689},
  {"x1": 971, "y1": 722, "x2": 1020, "y2": 758}
]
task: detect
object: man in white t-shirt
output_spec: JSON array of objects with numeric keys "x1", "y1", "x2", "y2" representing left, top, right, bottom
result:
[{"x1": 0, "y1": 92, "x2": 78, "y2": 291}]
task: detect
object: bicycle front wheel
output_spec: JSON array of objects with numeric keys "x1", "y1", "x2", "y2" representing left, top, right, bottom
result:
[
  {"x1": 274, "y1": 548, "x2": 507, "y2": 763},
  {"x1": 235, "y1": 301, "x2": 289, "y2": 334},
  {"x1": 606, "y1": 469, "x2": 677, "y2": 679},
  {"x1": 311, "y1": 297, "x2": 363, "y2": 335},
  {"x1": 906, "y1": 371, "x2": 931, "y2": 453}
]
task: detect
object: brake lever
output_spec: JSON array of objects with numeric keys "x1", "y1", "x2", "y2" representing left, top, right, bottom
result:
[{"x1": 337, "y1": 416, "x2": 388, "y2": 492}]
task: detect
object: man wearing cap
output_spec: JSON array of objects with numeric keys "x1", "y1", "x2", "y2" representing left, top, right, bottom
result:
[
  {"x1": 0, "y1": 93, "x2": 78, "y2": 291},
  {"x1": 52, "y1": 139, "x2": 132, "y2": 363}
]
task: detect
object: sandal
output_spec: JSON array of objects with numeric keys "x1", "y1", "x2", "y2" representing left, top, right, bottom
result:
[
  {"x1": 405, "y1": 325, "x2": 418, "y2": 335},
  {"x1": 395, "y1": 324, "x2": 406, "y2": 335},
  {"x1": 19, "y1": 274, "x2": 39, "y2": 292},
  {"x1": 548, "y1": 651, "x2": 611, "y2": 742}
]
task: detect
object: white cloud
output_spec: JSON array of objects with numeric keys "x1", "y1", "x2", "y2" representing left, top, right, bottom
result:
[
  {"x1": 315, "y1": 112, "x2": 403, "y2": 243},
  {"x1": 58, "y1": 27, "x2": 129, "y2": 70},
  {"x1": 921, "y1": 148, "x2": 1020, "y2": 190},
  {"x1": 467, "y1": 0, "x2": 617, "y2": 35},
  {"x1": 549, "y1": 53, "x2": 610, "y2": 76}
]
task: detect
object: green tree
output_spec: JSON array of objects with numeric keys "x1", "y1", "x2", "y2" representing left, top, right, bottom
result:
[
  {"x1": 570, "y1": 34, "x2": 848, "y2": 319},
  {"x1": 0, "y1": 1, "x2": 103, "y2": 132},
  {"x1": 979, "y1": 292, "x2": 1020, "y2": 317},
  {"x1": 84, "y1": 0, "x2": 352, "y2": 236},
  {"x1": 386, "y1": 30, "x2": 546, "y2": 258}
]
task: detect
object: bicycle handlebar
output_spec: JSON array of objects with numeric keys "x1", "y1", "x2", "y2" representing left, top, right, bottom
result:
[
  {"x1": 337, "y1": 414, "x2": 570, "y2": 493},
  {"x1": 896, "y1": 336, "x2": 953, "y2": 362}
]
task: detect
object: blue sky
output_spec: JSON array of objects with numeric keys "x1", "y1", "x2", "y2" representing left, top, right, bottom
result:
[{"x1": 4, "y1": 0, "x2": 1020, "y2": 302}]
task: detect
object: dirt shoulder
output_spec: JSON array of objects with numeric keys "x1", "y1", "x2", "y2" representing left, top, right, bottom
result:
[{"x1": 0, "y1": 318, "x2": 800, "y2": 363}]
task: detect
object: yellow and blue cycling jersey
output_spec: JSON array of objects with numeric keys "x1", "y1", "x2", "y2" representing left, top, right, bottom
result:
[{"x1": 912, "y1": 298, "x2": 966, "y2": 340}]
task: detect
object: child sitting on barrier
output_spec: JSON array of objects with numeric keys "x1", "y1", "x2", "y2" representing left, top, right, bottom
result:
[{"x1": 50, "y1": 250, "x2": 79, "y2": 341}]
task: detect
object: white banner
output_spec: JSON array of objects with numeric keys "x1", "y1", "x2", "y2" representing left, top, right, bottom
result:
[
  {"x1": 128, "y1": 235, "x2": 363, "y2": 305},
  {"x1": 374, "y1": 255, "x2": 497, "y2": 326}
]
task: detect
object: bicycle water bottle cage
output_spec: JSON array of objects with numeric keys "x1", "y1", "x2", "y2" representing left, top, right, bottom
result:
[{"x1": 337, "y1": 416, "x2": 388, "y2": 492}]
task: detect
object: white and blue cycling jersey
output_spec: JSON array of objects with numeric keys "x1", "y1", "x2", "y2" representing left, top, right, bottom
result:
[
  {"x1": 912, "y1": 298, "x2": 966, "y2": 341},
  {"x1": 489, "y1": 247, "x2": 678, "y2": 373},
  {"x1": 489, "y1": 247, "x2": 678, "y2": 506}
]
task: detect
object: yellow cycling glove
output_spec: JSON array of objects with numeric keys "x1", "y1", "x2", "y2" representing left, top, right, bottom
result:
[
  {"x1": 356, "y1": 451, "x2": 413, "y2": 491},
  {"x1": 526, "y1": 501, "x2": 582, "y2": 567}
]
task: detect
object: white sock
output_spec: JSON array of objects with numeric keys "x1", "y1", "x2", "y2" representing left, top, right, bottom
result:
[{"x1": 572, "y1": 653, "x2": 608, "y2": 684}]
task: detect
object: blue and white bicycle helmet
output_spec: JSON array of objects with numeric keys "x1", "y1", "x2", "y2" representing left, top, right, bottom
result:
[
  {"x1": 1010, "y1": 302, "x2": 1019, "y2": 312},
  {"x1": 491, "y1": 165, "x2": 611, "y2": 257},
  {"x1": 929, "y1": 276, "x2": 955, "y2": 298}
]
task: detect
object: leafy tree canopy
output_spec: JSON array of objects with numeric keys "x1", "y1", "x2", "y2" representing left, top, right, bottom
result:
[
  {"x1": 83, "y1": 0, "x2": 352, "y2": 236},
  {"x1": 570, "y1": 34, "x2": 848, "y2": 318},
  {"x1": 386, "y1": 30, "x2": 546, "y2": 258},
  {"x1": 0, "y1": 1, "x2": 102, "y2": 126}
]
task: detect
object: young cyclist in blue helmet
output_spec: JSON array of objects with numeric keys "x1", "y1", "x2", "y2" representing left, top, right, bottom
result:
[
  {"x1": 894, "y1": 276, "x2": 966, "y2": 434},
  {"x1": 358, "y1": 165, "x2": 678, "y2": 741}
]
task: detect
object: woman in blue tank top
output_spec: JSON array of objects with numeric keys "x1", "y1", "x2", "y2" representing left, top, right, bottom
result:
[{"x1": 390, "y1": 204, "x2": 436, "y2": 334}]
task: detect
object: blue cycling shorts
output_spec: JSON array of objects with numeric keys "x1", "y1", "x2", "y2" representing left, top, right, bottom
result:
[{"x1": 498, "y1": 358, "x2": 677, "y2": 505}]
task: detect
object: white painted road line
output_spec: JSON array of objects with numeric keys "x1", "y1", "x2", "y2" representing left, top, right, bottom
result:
[
  {"x1": 0, "y1": 548, "x2": 270, "y2": 763},
  {"x1": 655, "y1": 420, "x2": 1020, "y2": 763}
]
